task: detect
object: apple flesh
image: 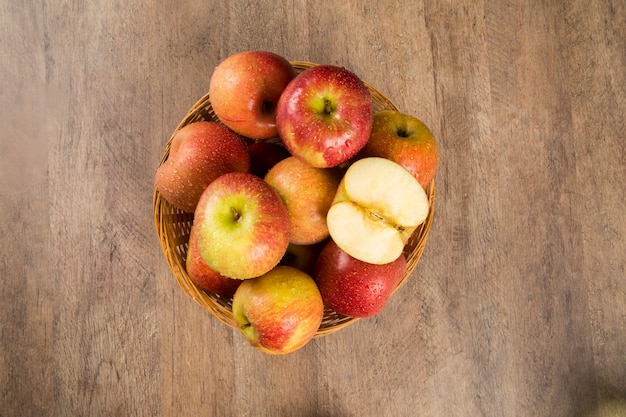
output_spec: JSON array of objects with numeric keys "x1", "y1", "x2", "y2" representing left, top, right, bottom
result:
[
  {"x1": 358, "y1": 110, "x2": 439, "y2": 189},
  {"x1": 193, "y1": 172, "x2": 290, "y2": 279},
  {"x1": 314, "y1": 240, "x2": 407, "y2": 318},
  {"x1": 232, "y1": 266, "x2": 324, "y2": 354},
  {"x1": 186, "y1": 226, "x2": 241, "y2": 296},
  {"x1": 326, "y1": 157, "x2": 429, "y2": 265},
  {"x1": 155, "y1": 121, "x2": 250, "y2": 213},
  {"x1": 247, "y1": 141, "x2": 290, "y2": 178},
  {"x1": 264, "y1": 156, "x2": 341, "y2": 245},
  {"x1": 209, "y1": 51, "x2": 296, "y2": 140},
  {"x1": 276, "y1": 65, "x2": 373, "y2": 168}
]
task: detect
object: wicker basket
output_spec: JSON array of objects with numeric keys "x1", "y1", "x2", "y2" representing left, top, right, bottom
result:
[{"x1": 154, "y1": 61, "x2": 435, "y2": 337}]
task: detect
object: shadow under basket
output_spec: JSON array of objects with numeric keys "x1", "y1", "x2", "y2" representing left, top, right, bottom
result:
[{"x1": 153, "y1": 61, "x2": 436, "y2": 337}]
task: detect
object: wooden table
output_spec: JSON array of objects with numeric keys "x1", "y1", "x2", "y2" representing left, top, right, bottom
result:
[{"x1": 1, "y1": 1, "x2": 624, "y2": 416}]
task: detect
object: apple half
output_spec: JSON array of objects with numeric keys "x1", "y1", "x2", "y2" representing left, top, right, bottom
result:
[{"x1": 326, "y1": 157, "x2": 429, "y2": 265}]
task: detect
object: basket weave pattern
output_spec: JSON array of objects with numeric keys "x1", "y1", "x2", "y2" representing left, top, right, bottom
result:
[{"x1": 154, "y1": 62, "x2": 435, "y2": 337}]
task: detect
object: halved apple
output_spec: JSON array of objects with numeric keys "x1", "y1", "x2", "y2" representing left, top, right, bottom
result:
[{"x1": 326, "y1": 157, "x2": 429, "y2": 265}]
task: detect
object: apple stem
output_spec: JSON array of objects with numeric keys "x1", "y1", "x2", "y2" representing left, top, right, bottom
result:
[
  {"x1": 324, "y1": 98, "x2": 333, "y2": 115},
  {"x1": 231, "y1": 207, "x2": 241, "y2": 222}
]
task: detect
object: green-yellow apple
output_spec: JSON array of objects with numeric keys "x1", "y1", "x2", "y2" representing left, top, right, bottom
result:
[
  {"x1": 314, "y1": 240, "x2": 407, "y2": 318},
  {"x1": 358, "y1": 110, "x2": 439, "y2": 189},
  {"x1": 185, "y1": 225, "x2": 241, "y2": 296},
  {"x1": 193, "y1": 172, "x2": 290, "y2": 279},
  {"x1": 247, "y1": 141, "x2": 290, "y2": 178},
  {"x1": 155, "y1": 121, "x2": 250, "y2": 213},
  {"x1": 209, "y1": 51, "x2": 296, "y2": 140},
  {"x1": 232, "y1": 266, "x2": 324, "y2": 354},
  {"x1": 264, "y1": 156, "x2": 341, "y2": 245},
  {"x1": 326, "y1": 157, "x2": 429, "y2": 265},
  {"x1": 276, "y1": 65, "x2": 373, "y2": 168}
]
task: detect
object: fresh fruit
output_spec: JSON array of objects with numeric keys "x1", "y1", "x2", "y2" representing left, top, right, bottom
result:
[
  {"x1": 155, "y1": 121, "x2": 250, "y2": 213},
  {"x1": 280, "y1": 242, "x2": 326, "y2": 276},
  {"x1": 157, "y1": 54, "x2": 439, "y2": 346},
  {"x1": 358, "y1": 110, "x2": 438, "y2": 189},
  {"x1": 276, "y1": 65, "x2": 373, "y2": 168},
  {"x1": 314, "y1": 240, "x2": 407, "y2": 318},
  {"x1": 232, "y1": 266, "x2": 324, "y2": 354},
  {"x1": 326, "y1": 157, "x2": 429, "y2": 265},
  {"x1": 193, "y1": 172, "x2": 290, "y2": 279},
  {"x1": 247, "y1": 141, "x2": 291, "y2": 178},
  {"x1": 264, "y1": 156, "x2": 341, "y2": 245},
  {"x1": 186, "y1": 226, "x2": 241, "y2": 296},
  {"x1": 209, "y1": 51, "x2": 296, "y2": 139}
]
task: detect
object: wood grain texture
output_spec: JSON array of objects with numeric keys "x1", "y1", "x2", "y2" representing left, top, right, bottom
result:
[{"x1": 1, "y1": 1, "x2": 624, "y2": 416}]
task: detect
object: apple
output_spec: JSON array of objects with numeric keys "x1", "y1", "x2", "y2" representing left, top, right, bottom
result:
[
  {"x1": 247, "y1": 141, "x2": 290, "y2": 178},
  {"x1": 193, "y1": 172, "x2": 290, "y2": 279},
  {"x1": 232, "y1": 265, "x2": 324, "y2": 354},
  {"x1": 155, "y1": 121, "x2": 250, "y2": 213},
  {"x1": 276, "y1": 65, "x2": 373, "y2": 168},
  {"x1": 209, "y1": 51, "x2": 296, "y2": 139},
  {"x1": 280, "y1": 242, "x2": 326, "y2": 276},
  {"x1": 314, "y1": 240, "x2": 407, "y2": 318},
  {"x1": 185, "y1": 225, "x2": 241, "y2": 297},
  {"x1": 326, "y1": 157, "x2": 429, "y2": 265},
  {"x1": 264, "y1": 156, "x2": 341, "y2": 245},
  {"x1": 358, "y1": 110, "x2": 439, "y2": 189}
]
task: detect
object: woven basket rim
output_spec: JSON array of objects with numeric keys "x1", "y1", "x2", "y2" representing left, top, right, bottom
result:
[{"x1": 154, "y1": 61, "x2": 435, "y2": 337}]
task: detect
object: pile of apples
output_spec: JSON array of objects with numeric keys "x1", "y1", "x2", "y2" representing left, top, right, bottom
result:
[{"x1": 156, "y1": 51, "x2": 438, "y2": 355}]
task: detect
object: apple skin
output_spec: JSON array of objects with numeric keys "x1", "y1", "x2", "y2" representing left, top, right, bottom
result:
[
  {"x1": 209, "y1": 51, "x2": 296, "y2": 140},
  {"x1": 276, "y1": 65, "x2": 373, "y2": 168},
  {"x1": 155, "y1": 121, "x2": 250, "y2": 213},
  {"x1": 185, "y1": 225, "x2": 241, "y2": 297},
  {"x1": 193, "y1": 172, "x2": 290, "y2": 280},
  {"x1": 247, "y1": 141, "x2": 291, "y2": 178},
  {"x1": 314, "y1": 240, "x2": 407, "y2": 318},
  {"x1": 358, "y1": 110, "x2": 438, "y2": 189},
  {"x1": 264, "y1": 156, "x2": 341, "y2": 245},
  {"x1": 232, "y1": 266, "x2": 324, "y2": 354}
]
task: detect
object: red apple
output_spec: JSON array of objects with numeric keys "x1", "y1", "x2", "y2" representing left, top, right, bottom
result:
[
  {"x1": 276, "y1": 65, "x2": 373, "y2": 168},
  {"x1": 186, "y1": 225, "x2": 241, "y2": 297},
  {"x1": 232, "y1": 266, "x2": 324, "y2": 354},
  {"x1": 358, "y1": 110, "x2": 439, "y2": 189},
  {"x1": 314, "y1": 240, "x2": 407, "y2": 318},
  {"x1": 264, "y1": 156, "x2": 341, "y2": 245},
  {"x1": 155, "y1": 121, "x2": 250, "y2": 213},
  {"x1": 193, "y1": 172, "x2": 290, "y2": 279},
  {"x1": 209, "y1": 51, "x2": 296, "y2": 140},
  {"x1": 247, "y1": 141, "x2": 290, "y2": 178}
]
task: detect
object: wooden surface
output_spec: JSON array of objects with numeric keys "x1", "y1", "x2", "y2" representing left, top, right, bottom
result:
[{"x1": 1, "y1": 1, "x2": 624, "y2": 416}]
